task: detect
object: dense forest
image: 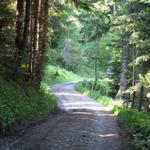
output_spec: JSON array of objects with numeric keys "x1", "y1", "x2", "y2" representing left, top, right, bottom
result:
[{"x1": 0, "y1": 0, "x2": 150, "y2": 149}]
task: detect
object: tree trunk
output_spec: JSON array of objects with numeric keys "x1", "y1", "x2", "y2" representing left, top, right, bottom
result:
[
  {"x1": 93, "y1": 40, "x2": 99, "y2": 90},
  {"x1": 38, "y1": 0, "x2": 49, "y2": 83},
  {"x1": 116, "y1": 33, "x2": 130, "y2": 99},
  {"x1": 93, "y1": 57, "x2": 98, "y2": 90},
  {"x1": 14, "y1": 0, "x2": 49, "y2": 86},
  {"x1": 138, "y1": 86, "x2": 144, "y2": 111},
  {"x1": 28, "y1": 0, "x2": 49, "y2": 86},
  {"x1": 22, "y1": 0, "x2": 31, "y2": 49},
  {"x1": 14, "y1": 0, "x2": 25, "y2": 76},
  {"x1": 132, "y1": 49, "x2": 136, "y2": 108}
]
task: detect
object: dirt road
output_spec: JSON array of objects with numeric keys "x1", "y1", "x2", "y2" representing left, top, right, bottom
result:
[{"x1": 1, "y1": 83, "x2": 121, "y2": 150}]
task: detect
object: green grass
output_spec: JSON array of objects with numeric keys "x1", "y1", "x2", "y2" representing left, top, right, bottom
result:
[
  {"x1": 75, "y1": 80, "x2": 112, "y2": 105},
  {"x1": 116, "y1": 107, "x2": 150, "y2": 150},
  {"x1": 43, "y1": 65, "x2": 82, "y2": 85},
  {"x1": 0, "y1": 77, "x2": 57, "y2": 134}
]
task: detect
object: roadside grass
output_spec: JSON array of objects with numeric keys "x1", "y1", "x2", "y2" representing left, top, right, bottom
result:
[
  {"x1": 0, "y1": 77, "x2": 57, "y2": 134},
  {"x1": 75, "y1": 81, "x2": 150, "y2": 150},
  {"x1": 43, "y1": 65, "x2": 82, "y2": 85}
]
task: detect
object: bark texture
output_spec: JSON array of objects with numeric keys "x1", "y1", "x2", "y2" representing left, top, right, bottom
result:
[
  {"x1": 15, "y1": 0, "x2": 49, "y2": 86},
  {"x1": 116, "y1": 33, "x2": 130, "y2": 99}
]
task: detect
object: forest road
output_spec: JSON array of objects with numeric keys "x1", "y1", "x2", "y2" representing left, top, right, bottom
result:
[{"x1": 1, "y1": 82, "x2": 121, "y2": 150}]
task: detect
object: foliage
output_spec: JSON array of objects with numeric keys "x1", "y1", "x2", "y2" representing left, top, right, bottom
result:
[
  {"x1": 47, "y1": 3, "x2": 86, "y2": 73},
  {"x1": 99, "y1": 96, "x2": 113, "y2": 106},
  {"x1": 43, "y1": 65, "x2": 82, "y2": 85},
  {"x1": 0, "y1": 77, "x2": 57, "y2": 134},
  {"x1": 47, "y1": 1, "x2": 113, "y2": 77},
  {"x1": 0, "y1": 0, "x2": 16, "y2": 79},
  {"x1": 76, "y1": 79, "x2": 111, "y2": 96},
  {"x1": 75, "y1": 79, "x2": 113, "y2": 106},
  {"x1": 115, "y1": 107, "x2": 150, "y2": 150}
]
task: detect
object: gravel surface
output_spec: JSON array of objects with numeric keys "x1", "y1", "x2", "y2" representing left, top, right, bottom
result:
[{"x1": 0, "y1": 83, "x2": 121, "y2": 150}]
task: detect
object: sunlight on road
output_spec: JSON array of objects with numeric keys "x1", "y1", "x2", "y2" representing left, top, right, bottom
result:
[
  {"x1": 55, "y1": 92, "x2": 84, "y2": 96},
  {"x1": 53, "y1": 85, "x2": 111, "y2": 112}
]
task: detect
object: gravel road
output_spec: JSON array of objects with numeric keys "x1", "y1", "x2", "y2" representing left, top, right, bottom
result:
[{"x1": 0, "y1": 82, "x2": 121, "y2": 150}]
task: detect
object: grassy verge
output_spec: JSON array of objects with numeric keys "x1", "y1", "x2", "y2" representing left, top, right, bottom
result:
[
  {"x1": 0, "y1": 77, "x2": 57, "y2": 134},
  {"x1": 43, "y1": 65, "x2": 82, "y2": 85},
  {"x1": 75, "y1": 81, "x2": 150, "y2": 150}
]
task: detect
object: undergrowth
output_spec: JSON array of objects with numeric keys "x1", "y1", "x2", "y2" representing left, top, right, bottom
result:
[
  {"x1": 115, "y1": 107, "x2": 150, "y2": 150},
  {"x1": 0, "y1": 77, "x2": 57, "y2": 134},
  {"x1": 43, "y1": 65, "x2": 82, "y2": 85}
]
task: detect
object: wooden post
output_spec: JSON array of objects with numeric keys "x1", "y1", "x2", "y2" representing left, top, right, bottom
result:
[
  {"x1": 138, "y1": 85, "x2": 144, "y2": 111},
  {"x1": 132, "y1": 49, "x2": 136, "y2": 109},
  {"x1": 132, "y1": 91, "x2": 136, "y2": 108}
]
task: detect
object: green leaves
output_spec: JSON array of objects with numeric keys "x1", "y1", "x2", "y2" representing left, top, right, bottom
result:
[
  {"x1": 0, "y1": 77, "x2": 57, "y2": 134},
  {"x1": 117, "y1": 108, "x2": 150, "y2": 150},
  {"x1": 134, "y1": 55, "x2": 150, "y2": 66},
  {"x1": 69, "y1": 0, "x2": 96, "y2": 11}
]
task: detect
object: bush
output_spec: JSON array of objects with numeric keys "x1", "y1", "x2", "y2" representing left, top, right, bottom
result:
[
  {"x1": 114, "y1": 107, "x2": 150, "y2": 150},
  {"x1": 0, "y1": 77, "x2": 57, "y2": 134},
  {"x1": 98, "y1": 96, "x2": 112, "y2": 106},
  {"x1": 75, "y1": 79, "x2": 111, "y2": 96},
  {"x1": 43, "y1": 65, "x2": 81, "y2": 85},
  {"x1": 75, "y1": 80, "x2": 112, "y2": 106}
]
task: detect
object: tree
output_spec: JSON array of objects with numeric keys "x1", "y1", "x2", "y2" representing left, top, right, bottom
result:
[
  {"x1": 116, "y1": 32, "x2": 130, "y2": 99},
  {"x1": 13, "y1": 0, "x2": 50, "y2": 86},
  {"x1": 79, "y1": 9, "x2": 111, "y2": 89}
]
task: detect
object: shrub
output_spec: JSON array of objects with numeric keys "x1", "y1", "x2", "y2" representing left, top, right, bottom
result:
[
  {"x1": 43, "y1": 65, "x2": 81, "y2": 85},
  {"x1": 75, "y1": 79, "x2": 111, "y2": 96},
  {"x1": 114, "y1": 107, "x2": 150, "y2": 150},
  {"x1": 75, "y1": 80, "x2": 112, "y2": 106},
  {"x1": 0, "y1": 77, "x2": 57, "y2": 134},
  {"x1": 98, "y1": 96, "x2": 112, "y2": 106}
]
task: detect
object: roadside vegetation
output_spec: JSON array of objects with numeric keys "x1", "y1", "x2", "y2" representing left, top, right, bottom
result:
[
  {"x1": 0, "y1": 77, "x2": 57, "y2": 134},
  {"x1": 43, "y1": 65, "x2": 82, "y2": 85}
]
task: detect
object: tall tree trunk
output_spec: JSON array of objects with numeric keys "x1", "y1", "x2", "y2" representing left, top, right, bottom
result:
[
  {"x1": 22, "y1": 0, "x2": 31, "y2": 77},
  {"x1": 14, "y1": 0, "x2": 49, "y2": 86},
  {"x1": 38, "y1": 0, "x2": 49, "y2": 83},
  {"x1": 116, "y1": 33, "x2": 130, "y2": 99},
  {"x1": 14, "y1": 0, "x2": 25, "y2": 76},
  {"x1": 28, "y1": 0, "x2": 49, "y2": 86},
  {"x1": 22, "y1": 0, "x2": 31, "y2": 49},
  {"x1": 30, "y1": 0, "x2": 42, "y2": 83},
  {"x1": 132, "y1": 48, "x2": 136, "y2": 108}
]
